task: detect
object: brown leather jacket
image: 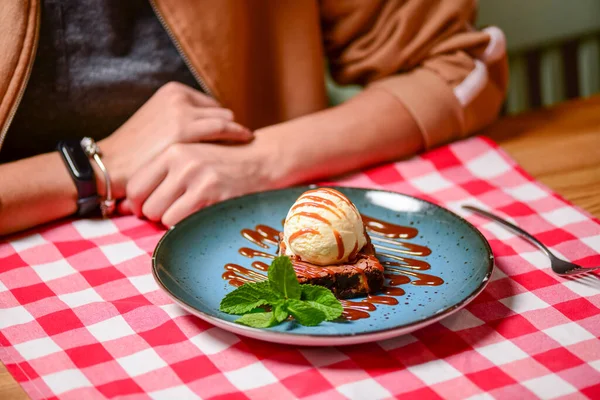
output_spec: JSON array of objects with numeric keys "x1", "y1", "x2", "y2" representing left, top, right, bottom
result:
[{"x1": 0, "y1": 0, "x2": 507, "y2": 153}]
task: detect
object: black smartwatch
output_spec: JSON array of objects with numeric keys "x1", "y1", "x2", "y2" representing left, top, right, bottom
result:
[{"x1": 57, "y1": 139, "x2": 100, "y2": 216}]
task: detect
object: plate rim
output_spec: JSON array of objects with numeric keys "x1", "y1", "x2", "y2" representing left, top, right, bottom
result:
[{"x1": 152, "y1": 186, "x2": 494, "y2": 345}]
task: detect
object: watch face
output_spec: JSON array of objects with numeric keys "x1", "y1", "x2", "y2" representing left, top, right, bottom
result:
[{"x1": 60, "y1": 142, "x2": 94, "y2": 181}]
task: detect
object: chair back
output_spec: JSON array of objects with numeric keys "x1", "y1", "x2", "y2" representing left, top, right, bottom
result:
[{"x1": 478, "y1": 0, "x2": 600, "y2": 114}]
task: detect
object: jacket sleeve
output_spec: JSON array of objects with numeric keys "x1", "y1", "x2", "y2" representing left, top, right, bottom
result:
[{"x1": 320, "y1": 0, "x2": 508, "y2": 149}]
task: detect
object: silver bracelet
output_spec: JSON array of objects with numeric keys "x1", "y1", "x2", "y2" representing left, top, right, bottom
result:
[{"x1": 80, "y1": 137, "x2": 116, "y2": 218}]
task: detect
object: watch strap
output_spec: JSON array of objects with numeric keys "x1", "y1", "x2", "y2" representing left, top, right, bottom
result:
[
  {"x1": 77, "y1": 195, "x2": 101, "y2": 216},
  {"x1": 57, "y1": 139, "x2": 100, "y2": 216}
]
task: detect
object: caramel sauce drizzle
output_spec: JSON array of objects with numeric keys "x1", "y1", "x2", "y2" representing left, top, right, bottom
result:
[
  {"x1": 372, "y1": 242, "x2": 432, "y2": 257},
  {"x1": 287, "y1": 262, "x2": 322, "y2": 278},
  {"x1": 292, "y1": 261, "x2": 347, "y2": 279},
  {"x1": 341, "y1": 300, "x2": 377, "y2": 311},
  {"x1": 385, "y1": 268, "x2": 444, "y2": 286},
  {"x1": 291, "y1": 202, "x2": 343, "y2": 219},
  {"x1": 348, "y1": 241, "x2": 359, "y2": 262},
  {"x1": 239, "y1": 248, "x2": 275, "y2": 259},
  {"x1": 251, "y1": 261, "x2": 270, "y2": 271},
  {"x1": 362, "y1": 215, "x2": 418, "y2": 239},
  {"x1": 224, "y1": 264, "x2": 266, "y2": 281},
  {"x1": 382, "y1": 286, "x2": 406, "y2": 296},
  {"x1": 301, "y1": 195, "x2": 347, "y2": 217},
  {"x1": 341, "y1": 294, "x2": 400, "y2": 320},
  {"x1": 288, "y1": 228, "x2": 319, "y2": 243},
  {"x1": 224, "y1": 212, "x2": 444, "y2": 321},
  {"x1": 240, "y1": 225, "x2": 280, "y2": 249},
  {"x1": 367, "y1": 295, "x2": 399, "y2": 305},
  {"x1": 382, "y1": 258, "x2": 430, "y2": 271},
  {"x1": 303, "y1": 188, "x2": 354, "y2": 209},
  {"x1": 384, "y1": 273, "x2": 411, "y2": 286},
  {"x1": 289, "y1": 211, "x2": 330, "y2": 225},
  {"x1": 342, "y1": 309, "x2": 371, "y2": 320},
  {"x1": 222, "y1": 271, "x2": 255, "y2": 287},
  {"x1": 287, "y1": 208, "x2": 346, "y2": 260},
  {"x1": 333, "y1": 230, "x2": 345, "y2": 260}
]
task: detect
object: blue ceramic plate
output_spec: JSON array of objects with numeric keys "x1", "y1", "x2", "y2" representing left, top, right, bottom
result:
[{"x1": 152, "y1": 186, "x2": 493, "y2": 346}]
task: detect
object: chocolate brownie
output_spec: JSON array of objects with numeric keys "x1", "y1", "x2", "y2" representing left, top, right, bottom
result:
[{"x1": 279, "y1": 236, "x2": 384, "y2": 299}]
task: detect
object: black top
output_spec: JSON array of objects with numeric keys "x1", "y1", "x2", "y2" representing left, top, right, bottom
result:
[{"x1": 1, "y1": 0, "x2": 198, "y2": 163}]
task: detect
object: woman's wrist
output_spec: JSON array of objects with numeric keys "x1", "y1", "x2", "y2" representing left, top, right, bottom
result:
[
  {"x1": 250, "y1": 108, "x2": 349, "y2": 188},
  {"x1": 249, "y1": 89, "x2": 425, "y2": 190},
  {"x1": 249, "y1": 126, "x2": 296, "y2": 190},
  {"x1": 0, "y1": 153, "x2": 78, "y2": 235}
]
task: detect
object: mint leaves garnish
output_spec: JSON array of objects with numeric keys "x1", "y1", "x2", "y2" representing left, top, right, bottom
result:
[
  {"x1": 273, "y1": 302, "x2": 289, "y2": 323},
  {"x1": 286, "y1": 299, "x2": 326, "y2": 326},
  {"x1": 235, "y1": 312, "x2": 277, "y2": 328},
  {"x1": 219, "y1": 281, "x2": 278, "y2": 314},
  {"x1": 300, "y1": 284, "x2": 344, "y2": 321},
  {"x1": 219, "y1": 256, "x2": 343, "y2": 328},
  {"x1": 267, "y1": 256, "x2": 301, "y2": 300}
]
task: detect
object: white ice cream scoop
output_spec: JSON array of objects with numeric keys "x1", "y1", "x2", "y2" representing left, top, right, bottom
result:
[{"x1": 283, "y1": 188, "x2": 367, "y2": 265}]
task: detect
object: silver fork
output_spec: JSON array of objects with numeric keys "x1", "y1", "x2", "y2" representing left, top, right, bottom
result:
[{"x1": 463, "y1": 205, "x2": 600, "y2": 276}]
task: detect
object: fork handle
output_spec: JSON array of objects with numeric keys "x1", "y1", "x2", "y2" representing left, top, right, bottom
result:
[{"x1": 462, "y1": 206, "x2": 553, "y2": 258}]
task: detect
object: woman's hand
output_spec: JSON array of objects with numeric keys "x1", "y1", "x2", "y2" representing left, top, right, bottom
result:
[
  {"x1": 121, "y1": 141, "x2": 275, "y2": 227},
  {"x1": 99, "y1": 81, "x2": 253, "y2": 198}
]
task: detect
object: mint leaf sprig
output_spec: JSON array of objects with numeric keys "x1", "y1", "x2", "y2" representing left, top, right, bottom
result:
[{"x1": 219, "y1": 256, "x2": 343, "y2": 328}]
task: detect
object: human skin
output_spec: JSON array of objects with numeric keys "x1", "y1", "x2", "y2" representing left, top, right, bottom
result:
[
  {"x1": 0, "y1": 82, "x2": 252, "y2": 235},
  {"x1": 0, "y1": 82, "x2": 422, "y2": 234},
  {"x1": 120, "y1": 85, "x2": 423, "y2": 227}
]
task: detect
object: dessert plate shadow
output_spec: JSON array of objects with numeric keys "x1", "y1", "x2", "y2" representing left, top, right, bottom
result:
[{"x1": 152, "y1": 186, "x2": 493, "y2": 346}]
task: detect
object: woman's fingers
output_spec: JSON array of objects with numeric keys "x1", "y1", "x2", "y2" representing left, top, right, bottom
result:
[
  {"x1": 117, "y1": 199, "x2": 133, "y2": 215},
  {"x1": 159, "y1": 82, "x2": 252, "y2": 143},
  {"x1": 166, "y1": 82, "x2": 220, "y2": 108},
  {"x1": 161, "y1": 190, "x2": 209, "y2": 227},
  {"x1": 126, "y1": 158, "x2": 169, "y2": 217},
  {"x1": 192, "y1": 107, "x2": 234, "y2": 121},
  {"x1": 140, "y1": 175, "x2": 186, "y2": 222},
  {"x1": 183, "y1": 118, "x2": 253, "y2": 143}
]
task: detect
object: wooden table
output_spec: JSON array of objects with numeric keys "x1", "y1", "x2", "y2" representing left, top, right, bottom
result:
[
  {"x1": 1, "y1": 95, "x2": 599, "y2": 400},
  {"x1": 485, "y1": 95, "x2": 600, "y2": 218}
]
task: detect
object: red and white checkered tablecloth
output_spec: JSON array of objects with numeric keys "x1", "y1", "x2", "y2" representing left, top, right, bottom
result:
[{"x1": 1, "y1": 136, "x2": 599, "y2": 400}]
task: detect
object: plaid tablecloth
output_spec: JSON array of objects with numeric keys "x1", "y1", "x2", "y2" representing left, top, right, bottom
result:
[{"x1": 1, "y1": 136, "x2": 599, "y2": 400}]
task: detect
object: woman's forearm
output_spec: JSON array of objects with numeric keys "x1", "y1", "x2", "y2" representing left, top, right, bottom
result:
[
  {"x1": 0, "y1": 152, "x2": 78, "y2": 235},
  {"x1": 254, "y1": 88, "x2": 425, "y2": 188},
  {"x1": 0, "y1": 88, "x2": 424, "y2": 235}
]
